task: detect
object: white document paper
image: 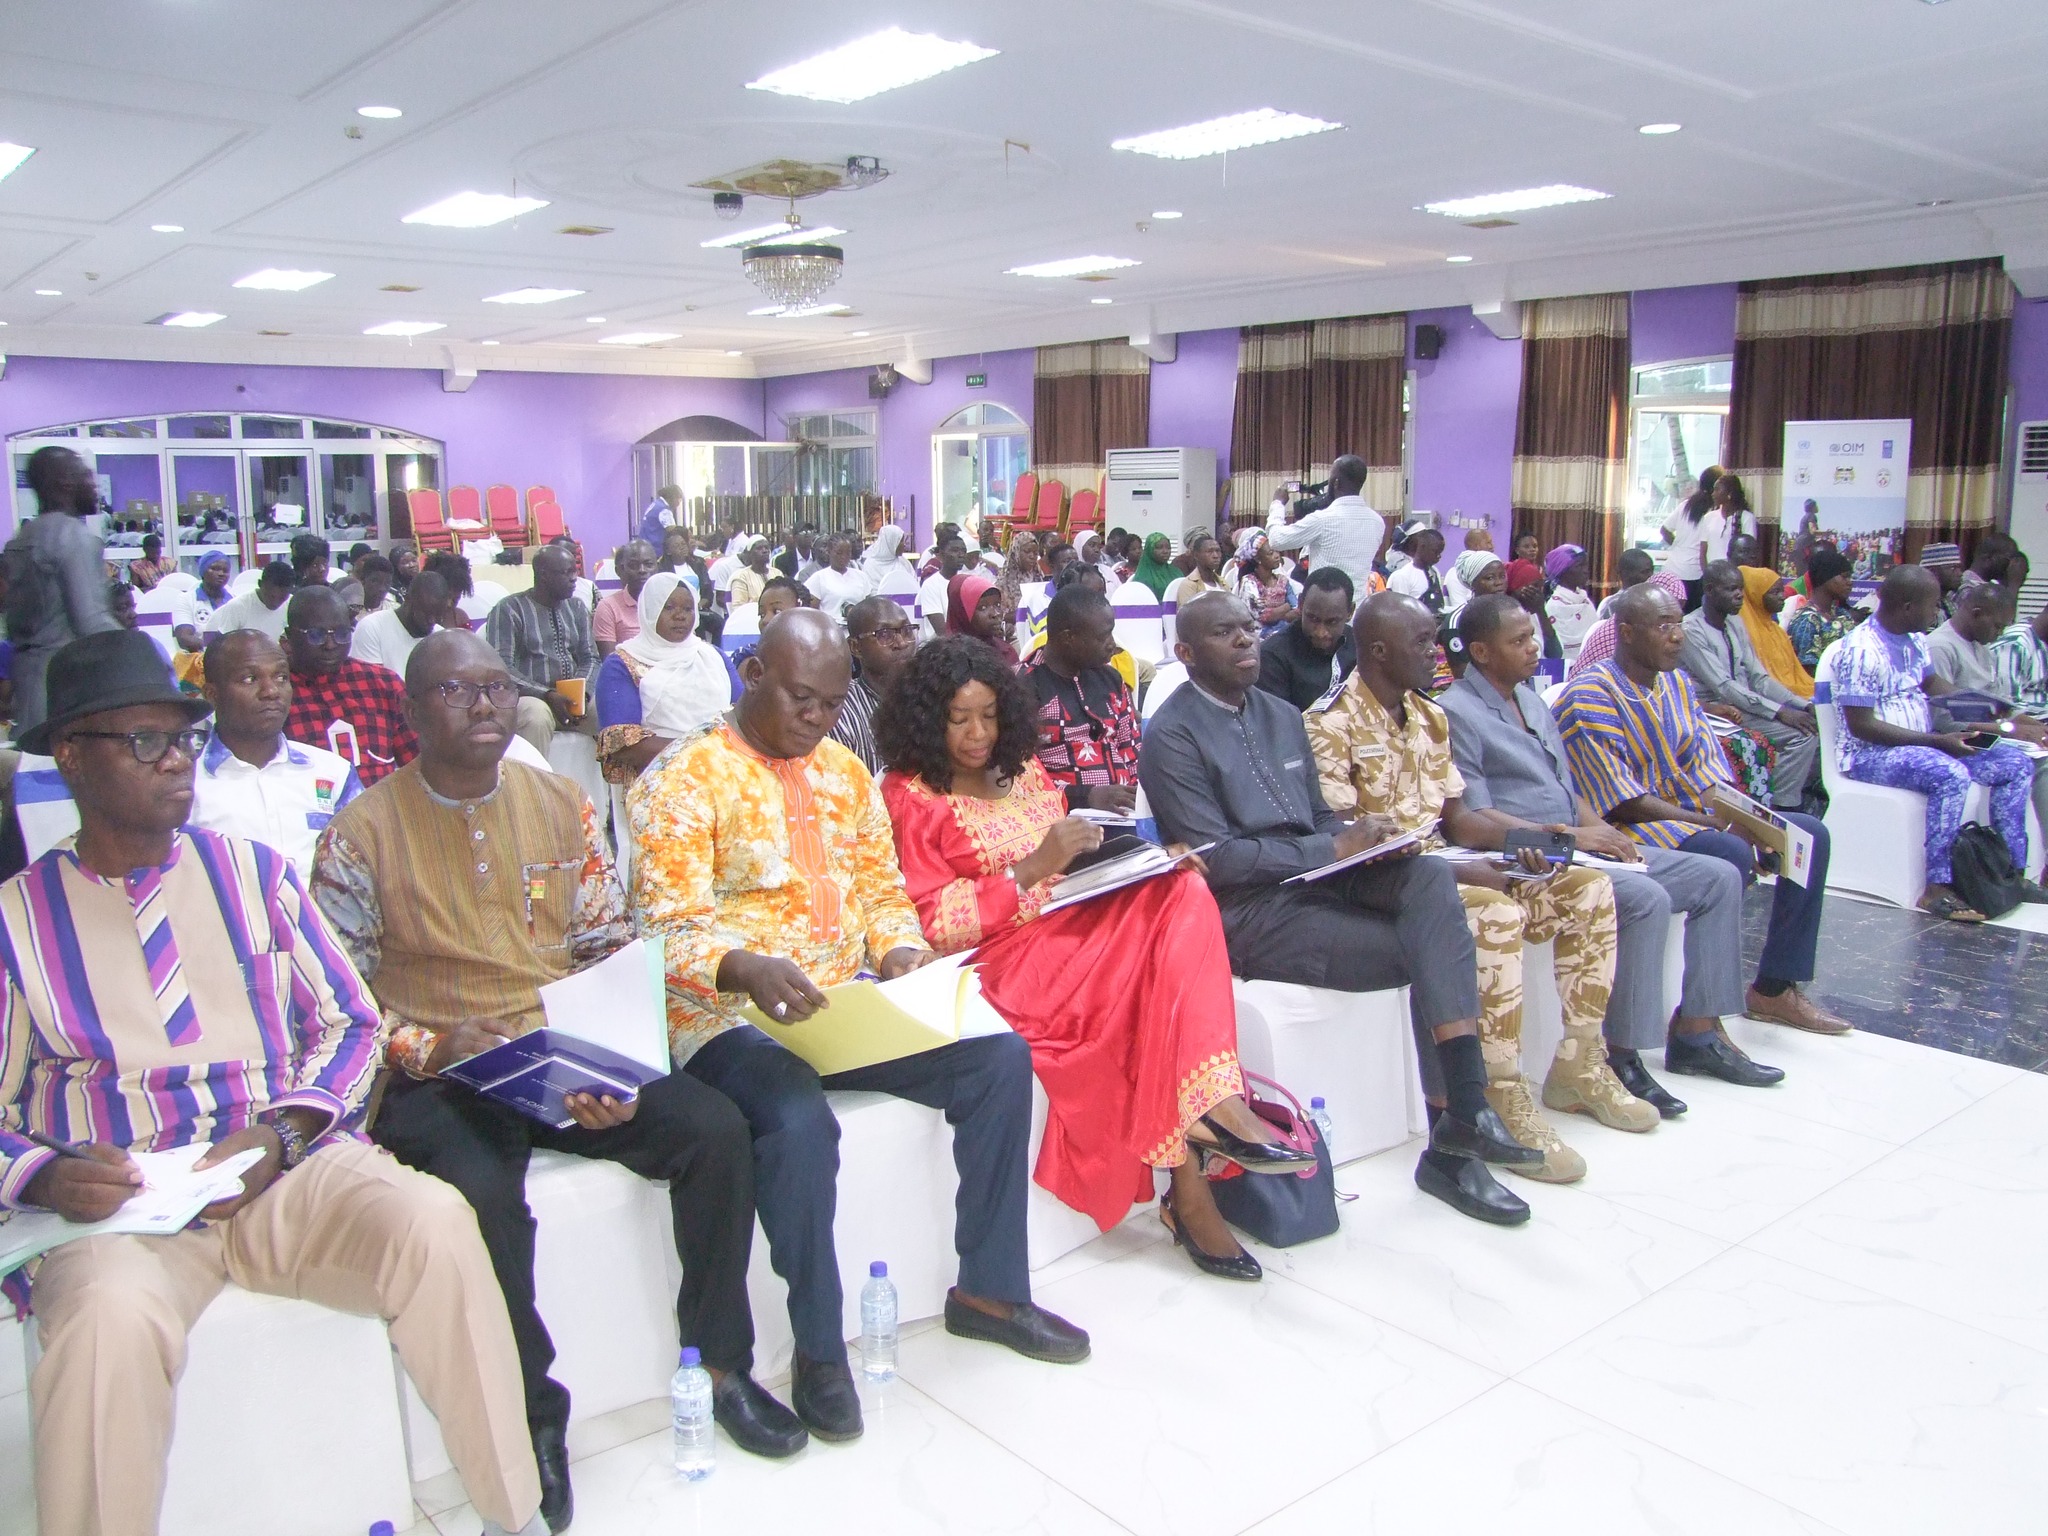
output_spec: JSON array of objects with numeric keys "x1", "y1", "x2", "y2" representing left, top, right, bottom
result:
[
  {"x1": 536, "y1": 937, "x2": 671, "y2": 1075},
  {"x1": 1041, "y1": 842, "x2": 1182, "y2": 912},
  {"x1": 0, "y1": 1143, "x2": 269, "y2": 1277},
  {"x1": 1284, "y1": 822, "x2": 1436, "y2": 884},
  {"x1": 1070, "y1": 807, "x2": 1138, "y2": 827}
]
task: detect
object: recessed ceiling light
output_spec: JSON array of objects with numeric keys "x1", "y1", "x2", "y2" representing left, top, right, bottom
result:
[
  {"x1": 1113, "y1": 109, "x2": 1340, "y2": 161},
  {"x1": 851, "y1": 329, "x2": 871, "y2": 337},
  {"x1": 234, "y1": 268, "x2": 335, "y2": 292},
  {"x1": 1445, "y1": 254, "x2": 1473, "y2": 263},
  {"x1": 1638, "y1": 122, "x2": 1682, "y2": 136},
  {"x1": 364, "y1": 320, "x2": 445, "y2": 337},
  {"x1": 1091, "y1": 297, "x2": 1114, "y2": 305},
  {"x1": 746, "y1": 27, "x2": 997, "y2": 104},
  {"x1": 725, "y1": 349, "x2": 744, "y2": 356},
  {"x1": 1006, "y1": 256, "x2": 1140, "y2": 279},
  {"x1": 483, "y1": 286, "x2": 586, "y2": 305},
  {"x1": 0, "y1": 143, "x2": 36, "y2": 183},
  {"x1": 585, "y1": 316, "x2": 607, "y2": 323},
  {"x1": 34, "y1": 288, "x2": 61, "y2": 297},
  {"x1": 151, "y1": 223, "x2": 184, "y2": 234},
  {"x1": 700, "y1": 223, "x2": 847, "y2": 250},
  {"x1": 481, "y1": 339, "x2": 501, "y2": 345},
  {"x1": 157, "y1": 311, "x2": 225, "y2": 328},
  {"x1": 1151, "y1": 210, "x2": 1184, "y2": 220},
  {"x1": 401, "y1": 191, "x2": 549, "y2": 229},
  {"x1": 356, "y1": 105, "x2": 403, "y2": 120},
  {"x1": 600, "y1": 332, "x2": 679, "y2": 346},
  {"x1": 1422, "y1": 185, "x2": 1610, "y2": 218}
]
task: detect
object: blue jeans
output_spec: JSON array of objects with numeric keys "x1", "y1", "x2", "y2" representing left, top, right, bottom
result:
[{"x1": 1677, "y1": 812, "x2": 1831, "y2": 986}]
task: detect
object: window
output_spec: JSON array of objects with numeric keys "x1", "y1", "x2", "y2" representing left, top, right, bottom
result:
[
  {"x1": 1626, "y1": 357, "x2": 1732, "y2": 549},
  {"x1": 782, "y1": 409, "x2": 877, "y2": 498},
  {"x1": 932, "y1": 403, "x2": 1029, "y2": 532}
]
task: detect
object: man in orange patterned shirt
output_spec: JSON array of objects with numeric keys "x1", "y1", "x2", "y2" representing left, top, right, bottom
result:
[{"x1": 631, "y1": 610, "x2": 1089, "y2": 1446}]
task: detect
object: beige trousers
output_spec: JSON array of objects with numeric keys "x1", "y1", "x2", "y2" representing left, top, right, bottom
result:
[
  {"x1": 513, "y1": 695, "x2": 557, "y2": 757},
  {"x1": 1458, "y1": 865, "x2": 1618, "y2": 1081},
  {"x1": 30, "y1": 1142, "x2": 540, "y2": 1536}
]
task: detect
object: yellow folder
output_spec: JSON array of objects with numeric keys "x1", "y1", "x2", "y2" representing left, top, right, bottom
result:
[{"x1": 738, "y1": 954, "x2": 977, "y2": 1076}]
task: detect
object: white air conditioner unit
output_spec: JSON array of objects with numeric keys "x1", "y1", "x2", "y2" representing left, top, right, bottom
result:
[
  {"x1": 1103, "y1": 447, "x2": 1217, "y2": 552},
  {"x1": 2013, "y1": 420, "x2": 2048, "y2": 621}
]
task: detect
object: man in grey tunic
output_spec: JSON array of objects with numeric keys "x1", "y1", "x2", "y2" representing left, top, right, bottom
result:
[
  {"x1": 3, "y1": 447, "x2": 118, "y2": 732},
  {"x1": 1679, "y1": 559, "x2": 1819, "y2": 810}
]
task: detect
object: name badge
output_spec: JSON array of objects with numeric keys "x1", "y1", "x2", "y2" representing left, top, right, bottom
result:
[{"x1": 1355, "y1": 744, "x2": 1388, "y2": 760}]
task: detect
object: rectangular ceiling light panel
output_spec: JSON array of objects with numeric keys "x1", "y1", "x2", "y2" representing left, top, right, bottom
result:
[
  {"x1": 364, "y1": 320, "x2": 445, "y2": 336},
  {"x1": 234, "y1": 268, "x2": 334, "y2": 292},
  {"x1": 746, "y1": 303, "x2": 853, "y2": 317},
  {"x1": 600, "y1": 332, "x2": 680, "y2": 345},
  {"x1": 0, "y1": 143, "x2": 36, "y2": 182},
  {"x1": 483, "y1": 287, "x2": 586, "y2": 304},
  {"x1": 1421, "y1": 185, "x2": 1610, "y2": 218},
  {"x1": 700, "y1": 224, "x2": 847, "y2": 250},
  {"x1": 402, "y1": 192, "x2": 549, "y2": 228},
  {"x1": 746, "y1": 27, "x2": 997, "y2": 103},
  {"x1": 1112, "y1": 109, "x2": 1340, "y2": 160},
  {"x1": 157, "y1": 311, "x2": 225, "y2": 328},
  {"x1": 1005, "y1": 256, "x2": 1139, "y2": 278}
]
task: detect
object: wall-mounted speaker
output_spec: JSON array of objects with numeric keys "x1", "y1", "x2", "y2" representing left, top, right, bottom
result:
[
  {"x1": 1414, "y1": 324, "x2": 1444, "y2": 361},
  {"x1": 868, "y1": 364, "x2": 898, "y2": 399}
]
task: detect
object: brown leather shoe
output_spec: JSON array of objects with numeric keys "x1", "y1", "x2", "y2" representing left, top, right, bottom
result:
[{"x1": 1744, "y1": 985, "x2": 1852, "y2": 1035}]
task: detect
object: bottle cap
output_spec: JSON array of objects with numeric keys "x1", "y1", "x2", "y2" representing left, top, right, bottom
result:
[
  {"x1": 869, "y1": 1260, "x2": 888, "y2": 1277},
  {"x1": 1310, "y1": 1096, "x2": 1325, "y2": 1109},
  {"x1": 679, "y1": 1346, "x2": 701, "y2": 1367}
]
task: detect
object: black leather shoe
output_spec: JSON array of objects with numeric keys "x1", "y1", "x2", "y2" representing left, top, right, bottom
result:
[
  {"x1": 943, "y1": 1292, "x2": 1091, "y2": 1363},
  {"x1": 1430, "y1": 1103, "x2": 1544, "y2": 1166},
  {"x1": 1664, "y1": 1028, "x2": 1785, "y2": 1087},
  {"x1": 791, "y1": 1351, "x2": 864, "y2": 1442},
  {"x1": 1160, "y1": 1195, "x2": 1262, "y2": 1281},
  {"x1": 1415, "y1": 1152, "x2": 1530, "y2": 1226},
  {"x1": 1612, "y1": 1053, "x2": 1687, "y2": 1118},
  {"x1": 711, "y1": 1370, "x2": 809, "y2": 1459},
  {"x1": 1189, "y1": 1114, "x2": 1319, "y2": 1176},
  {"x1": 531, "y1": 1419, "x2": 573, "y2": 1534}
]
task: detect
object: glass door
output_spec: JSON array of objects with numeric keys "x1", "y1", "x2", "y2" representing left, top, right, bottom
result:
[
  {"x1": 1627, "y1": 409, "x2": 1726, "y2": 550},
  {"x1": 319, "y1": 451, "x2": 378, "y2": 545},
  {"x1": 383, "y1": 451, "x2": 440, "y2": 546},
  {"x1": 981, "y1": 434, "x2": 1030, "y2": 525},
  {"x1": 92, "y1": 452, "x2": 165, "y2": 574},
  {"x1": 168, "y1": 452, "x2": 243, "y2": 575},
  {"x1": 248, "y1": 452, "x2": 311, "y2": 567},
  {"x1": 933, "y1": 435, "x2": 979, "y2": 528}
]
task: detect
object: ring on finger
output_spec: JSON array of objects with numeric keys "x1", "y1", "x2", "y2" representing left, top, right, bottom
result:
[{"x1": 773, "y1": 1001, "x2": 789, "y2": 1017}]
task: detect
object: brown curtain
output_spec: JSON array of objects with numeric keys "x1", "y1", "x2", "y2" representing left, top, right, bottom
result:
[
  {"x1": 1032, "y1": 341, "x2": 1150, "y2": 501},
  {"x1": 1510, "y1": 295, "x2": 1630, "y2": 595},
  {"x1": 1726, "y1": 258, "x2": 2013, "y2": 563},
  {"x1": 1227, "y1": 315, "x2": 1406, "y2": 529}
]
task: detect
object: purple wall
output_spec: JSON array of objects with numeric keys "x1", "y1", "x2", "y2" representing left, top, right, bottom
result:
[
  {"x1": 1148, "y1": 327, "x2": 1240, "y2": 483},
  {"x1": 1407, "y1": 308, "x2": 1524, "y2": 554},
  {"x1": 1631, "y1": 283, "x2": 1739, "y2": 367},
  {"x1": 2012, "y1": 298, "x2": 2048, "y2": 440}
]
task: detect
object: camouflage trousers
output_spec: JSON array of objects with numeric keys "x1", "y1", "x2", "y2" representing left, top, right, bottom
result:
[{"x1": 1457, "y1": 866, "x2": 1617, "y2": 1083}]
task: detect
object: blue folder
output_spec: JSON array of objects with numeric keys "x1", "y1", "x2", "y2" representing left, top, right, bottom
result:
[{"x1": 441, "y1": 1028, "x2": 667, "y2": 1129}]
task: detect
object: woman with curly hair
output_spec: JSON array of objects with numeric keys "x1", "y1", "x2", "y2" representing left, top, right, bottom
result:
[{"x1": 875, "y1": 638, "x2": 1314, "y2": 1281}]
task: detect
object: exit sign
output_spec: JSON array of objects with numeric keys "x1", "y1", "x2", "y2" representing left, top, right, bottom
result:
[{"x1": 965, "y1": 372, "x2": 987, "y2": 388}]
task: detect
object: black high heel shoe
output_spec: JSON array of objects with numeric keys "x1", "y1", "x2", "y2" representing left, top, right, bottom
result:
[
  {"x1": 1161, "y1": 1195, "x2": 1262, "y2": 1281},
  {"x1": 1187, "y1": 1114, "x2": 1318, "y2": 1176}
]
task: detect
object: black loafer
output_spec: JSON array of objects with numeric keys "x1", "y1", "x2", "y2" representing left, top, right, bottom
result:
[
  {"x1": 1612, "y1": 1053, "x2": 1687, "y2": 1118},
  {"x1": 711, "y1": 1370, "x2": 808, "y2": 1459},
  {"x1": 1664, "y1": 1028, "x2": 1785, "y2": 1087},
  {"x1": 943, "y1": 1292, "x2": 1091, "y2": 1363},
  {"x1": 1415, "y1": 1152, "x2": 1530, "y2": 1226},
  {"x1": 531, "y1": 1419, "x2": 573, "y2": 1534},
  {"x1": 1161, "y1": 1196, "x2": 1262, "y2": 1281},
  {"x1": 791, "y1": 1350, "x2": 864, "y2": 1442},
  {"x1": 1430, "y1": 1103, "x2": 1545, "y2": 1166}
]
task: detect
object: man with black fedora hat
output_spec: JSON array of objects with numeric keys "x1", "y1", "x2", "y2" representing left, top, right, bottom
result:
[{"x1": 0, "y1": 629, "x2": 549, "y2": 1536}]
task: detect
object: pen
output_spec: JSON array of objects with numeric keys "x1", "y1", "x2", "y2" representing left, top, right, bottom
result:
[{"x1": 27, "y1": 1129, "x2": 95, "y2": 1161}]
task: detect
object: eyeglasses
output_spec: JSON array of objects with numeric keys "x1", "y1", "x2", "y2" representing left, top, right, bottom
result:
[
  {"x1": 70, "y1": 727, "x2": 210, "y2": 764},
  {"x1": 429, "y1": 679, "x2": 519, "y2": 708},
  {"x1": 856, "y1": 621, "x2": 917, "y2": 644},
  {"x1": 290, "y1": 625, "x2": 354, "y2": 646}
]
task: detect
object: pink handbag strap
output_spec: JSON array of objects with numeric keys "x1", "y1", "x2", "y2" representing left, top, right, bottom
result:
[{"x1": 1240, "y1": 1070, "x2": 1320, "y2": 1172}]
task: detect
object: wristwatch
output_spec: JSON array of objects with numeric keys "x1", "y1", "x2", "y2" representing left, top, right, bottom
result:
[{"x1": 258, "y1": 1110, "x2": 310, "y2": 1172}]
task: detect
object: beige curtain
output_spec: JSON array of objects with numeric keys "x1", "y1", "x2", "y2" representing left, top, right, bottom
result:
[
  {"x1": 1032, "y1": 341, "x2": 1150, "y2": 500},
  {"x1": 1227, "y1": 315, "x2": 1406, "y2": 528},
  {"x1": 1510, "y1": 295, "x2": 1630, "y2": 594}
]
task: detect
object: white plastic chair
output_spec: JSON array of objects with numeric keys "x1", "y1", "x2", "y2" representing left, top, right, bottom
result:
[
  {"x1": 1111, "y1": 580, "x2": 1165, "y2": 664},
  {"x1": 721, "y1": 600, "x2": 760, "y2": 658},
  {"x1": 1142, "y1": 659, "x2": 1189, "y2": 724}
]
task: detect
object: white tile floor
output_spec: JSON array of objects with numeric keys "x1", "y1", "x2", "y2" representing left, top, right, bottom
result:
[{"x1": 310, "y1": 1021, "x2": 2048, "y2": 1534}]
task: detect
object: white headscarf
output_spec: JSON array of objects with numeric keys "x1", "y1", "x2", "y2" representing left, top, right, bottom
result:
[
  {"x1": 618, "y1": 571, "x2": 731, "y2": 737},
  {"x1": 859, "y1": 524, "x2": 908, "y2": 583}
]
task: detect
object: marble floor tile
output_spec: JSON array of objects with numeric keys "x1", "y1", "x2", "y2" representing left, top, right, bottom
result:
[
  {"x1": 1522, "y1": 1247, "x2": 2048, "y2": 1536},
  {"x1": 426, "y1": 1374, "x2": 1131, "y2": 1536},
  {"x1": 1237, "y1": 1380, "x2": 1848, "y2": 1536},
  {"x1": 1255, "y1": 1145, "x2": 1728, "y2": 1374},
  {"x1": 894, "y1": 1246, "x2": 1499, "y2": 1536},
  {"x1": 1907, "y1": 1067, "x2": 2048, "y2": 1181},
  {"x1": 1027, "y1": 1205, "x2": 1171, "y2": 1291}
]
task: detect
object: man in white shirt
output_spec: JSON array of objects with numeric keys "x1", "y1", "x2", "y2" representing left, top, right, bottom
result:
[
  {"x1": 207, "y1": 560, "x2": 295, "y2": 642},
  {"x1": 350, "y1": 569, "x2": 451, "y2": 678},
  {"x1": 1265, "y1": 456, "x2": 1385, "y2": 595},
  {"x1": 919, "y1": 533, "x2": 972, "y2": 640},
  {"x1": 191, "y1": 630, "x2": 362, "y2": 878},
  {"x1": 172, "y1": 553, "x2": 236, "y2": 653},
  {"x1": 1266, "y1": 484, "x2": 1297, "y2": 529},
  {"x1": 806, "y1": 533, "x2": 875, "y2": 621}
]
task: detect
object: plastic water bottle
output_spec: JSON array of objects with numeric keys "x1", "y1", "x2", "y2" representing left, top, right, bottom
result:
[
  {"x1": 670, "y1": 1346, "x2": 714, "y2": 1480},
  {"x1": 860, "y1": 1260, "x2": 898, "y2": 1381},
  {"x1": 1307, "y1": 1096, "x2": 1335, "y2": 1151}
]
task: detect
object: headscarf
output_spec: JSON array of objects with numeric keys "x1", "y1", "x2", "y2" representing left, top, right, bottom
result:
[
  {"x1": 1132, "y1": 533, "x2": 1177, "y2": 600},
  {"x1": 1504, "y1": 559, "x2": 1545, "y2": 594},
  {"x1": 618, "y1": 571, "x2": 732, "y2": 736},
  {"x1": 1740, "y1": 565, "x2": 1814, "y2": 700},
  {"x1": 1452, "y1": 550, "x2": 1502, "y2": 591},
  {"x1": 1543, "y1": 544, "x2": 1585, "y2": 584},
  {"x1": 859, "y1": 524, "x2": 907, "y2": 584},
  {"x1": 1568, "y1": 572, "x2": 1687, "y2": 680},
  {"x1": 1077, "y1": 530, "x2": 1109, "y2": 565},
  {"x1": 946, "y1": 572, "x2": 1018, "y2": 666},
  {"x1": 1806, "y1": 547, "x2": 1852, "y2": 593}
]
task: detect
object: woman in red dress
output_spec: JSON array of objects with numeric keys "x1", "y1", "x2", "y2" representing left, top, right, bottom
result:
[{"x1": 876, "y1": 638, "x2": 1313, "y2": 1281}]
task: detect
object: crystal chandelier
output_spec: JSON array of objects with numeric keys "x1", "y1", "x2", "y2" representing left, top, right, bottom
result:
[{"x1": 742, "y1": 205, "x2": 844, "y2": 308}]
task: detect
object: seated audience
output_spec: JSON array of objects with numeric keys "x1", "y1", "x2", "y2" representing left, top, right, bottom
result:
[
  {"x1": 1921, "y1": 540, "x2": 1967, "y2": 616},
  {"x1": 289, "y1": 533, "x2": 331, "y2": 589},
  {"x1": 1442, "y1": 551, "x2": 1505, "y2": 634},
  {"x1": 314, "y1": 630, "x2": 777, "y2": 1523},
  {"x1": 1442, "y1": 527, "x2": 1497, "y2": 608},
  {"x1": 1235, "y1": 531, "x2": 1298, "y2": 633},
  {"x1": 1680, "y1": 560, "x2": 1818, "y2": 811},
  {"x1": 5, "y1": 631, "x2": 545, "y2": 1536},
  {"x1": 547, "y1": 533, "x2": 598, "y2": 613},
  {"x1": 1266, "y1": 455, "x2": 1384, "y2": 595},
  {"x1": 424, "y1": 550, "x2": 489, "y2": 625},
  {"x1": 194, "y1": 629, "x2": 362, "y2": 878},
  {"x1": 283, "y1": 586, "x2": 417, "y2": 785},
  {"x1": 1074, "y1": 529, "x2": 1122, "y2": 594},
  {"x1": 1544, "y1": 544, "x2": 1599, "y2": 663},
  {"x1": 995, "y1": 531, "x2": 1039, "y2": 620},
  {"x1": 1786, "y1": 547, "x2": 1860, "y2": 671},
  {"x1": 629, "y1": 610, "x2": 1090, "y2": 1445},
  {"x1": 1926, "y1": 578, "x2": 2019, "y2": 698},
  {"x1": 592, "y1": 539, "x2": 658, "y2": 656},
  {"x1": 728, "y1": 535, "x2": 774, "y2": 608},
  {"x1": 127, "y1": 532, "x2": 167, "y2": 592},
  {"x1": 1023, "y1": 586, "x2": 1141, "y2": 812},
  {"x1": 484, "y1": 545, "x2": 595, "y2": 756},
  {"x1": 357, "y1": 553, "x2": 396, "y2": 614},
  {"x1": 806, "y1": 533, "x2": 873, "y2": 621},
  {"x1": 1959, "y1": 531, "x2": 2017, "y2": 597},
  {"x1": 1556, "y1": 582, "x2": 1840, "y2": 1052},
  {"x1": 1596, "y1": 547, "x2": 1656, "y2": 619},
  {"x1": 1308, "y1": 593, "x2": 1641, "y2": 1183},
  {"x1": 595, "y1": 573, "x2": 739, "y2": 782},
  {"x1": 827, "y1": 595, "x2": 917, "y2": 773},
  {"x1": 946, "y1": 571, "x2": 1020, "y2": 666},
  {"x1": 1440, "y1": 595, "x2": 1751, "y2": 1119},
  {"x1": 107, "y1": 579, "x2": 137, "y2": 631},
  {"x1": 172, "y1": 552, "x2": 236, "y2": 653},
  {"x1": 351, "y1": 568, "x2": 451, "y2": 678},
  {"x1": 210, "y1": 559, "x2": 296, "y2": 641},
  {"x1": 1572, "y1": 568, "x2": 1684, "y2": 678},
  {"x1": 919, "y1": 534, "x2": 972, "y2": 640},
  {"x1": 1828, "y1": 565, "x2": 2036, "y2": 922},
  {"x1": 390, "y1": 543, "x2": 419, "y2": 599},
  {"x1": 1167, "y1": 531, "x2": 1230, "y2": 609},
  {"x1": 1385, "y1": 526, "x2": 1447, "y2": 612},
  {"x1": 1141, "y1": 593, "x2": 1543, "y2": 1227},
  {"x1": 1129, "y1": 532, "x2": 1177, "y2": 600},
  {"x1": 857, "y1": 525, "x2": 916, "y2": 598},
  {"x1": 774, "y1": 523, "x2": 818, "y2": 580},
  {"x1": 877, "y1": 637, "x2": 1313, "y2": 1277},
  {"x1": 1991, "y1": 598, "x2": 2048, "y2": 714},
  {"x1": 1504, "y1": 559, "x2": 1562, "y2": 661},
  {"x1": 1256, "y1": 567, "x2": 1357, "y2": 710},
  {"x1": 1512, "y1": 529, "x2": 1545, "y2": 572}
]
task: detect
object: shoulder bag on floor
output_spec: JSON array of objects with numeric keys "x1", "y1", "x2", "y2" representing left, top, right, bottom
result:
[
  {"x1": 1205, "y1": 1071, "x2": 1340, "y2": 1247},
  {"x1": 1949, "y1": 823, "x2": 2024, "y2": 919}
]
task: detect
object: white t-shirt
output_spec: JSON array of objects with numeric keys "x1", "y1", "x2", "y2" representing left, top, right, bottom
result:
[
  {"x1": 807, "y1": 563, "x2": 874, "y2": 622},
  {"x1": 1660, "y1": 507, "x2": 1711, "y2": 581},
  {"x1": 918, "y1": 571, "x2": 954, "y2": 638},
  {"x1": 1699, "y1": 507, "x2": 1758, "y2": 566},
  {"x1": 350, "y1": 608, "x2": 434, "y2": 678},
  {"x1": 208, "y1": 590, "x2": 291, "y2": 640},
  {"x1": 190, "y1": 734, "x2": 363, "y2": 882},
  {"x1": 1546, "y1": 586, "x2": 1600, "y2": 660}
]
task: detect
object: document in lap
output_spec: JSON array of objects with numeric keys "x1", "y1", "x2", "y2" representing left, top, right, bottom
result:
[
  {"x1": 741, "y1": 952, "x2": 983, "y2": 1075},
  {"x1": 1284, "y1": 822, "x2": 1436, "y2": 884},
  {"x1": 1707, "y1": 784, "x2": 1815, "y2": 888},
  {"x1": 1042, "y1": 840, "x2": 1205, "y2": 912},
  {"x1": 0, "y1": 1143, "x2": 268, "y2": 1277},
  {"x1": 442, "y1": 938, "x2": 672, "y2": 1129}
]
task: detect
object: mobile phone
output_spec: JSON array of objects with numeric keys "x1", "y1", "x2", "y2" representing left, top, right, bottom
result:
[
  {"x1": 1963, "y1": 731, "x2": 2000, "y2": 751},
  {"x1": 1503, "y1": 828, "x2": 1576, "y2": 865}
]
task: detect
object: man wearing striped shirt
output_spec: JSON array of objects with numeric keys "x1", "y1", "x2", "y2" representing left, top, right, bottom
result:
[
  {"x1": 0, "y1": 630, "x2": 545, "y2": 1536},
  {"x1": 1555, "y1": 582, "x2": 1846, "y2": 1070}
]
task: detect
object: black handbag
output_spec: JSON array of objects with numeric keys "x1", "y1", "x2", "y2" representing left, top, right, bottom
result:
[
  {"x1": 1949, "y1": 823, "x2": 2025, "y2": 919},
  {"x1": 1204, "y1": 1072, "x2": 1340, "y2": 1247}
]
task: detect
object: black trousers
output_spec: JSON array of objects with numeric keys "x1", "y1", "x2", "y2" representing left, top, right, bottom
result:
[
  {"x1": 372, "y1": 1070, "x2": 758, "y2": 1432},
  {"x1": 685, "y1": 1025, "x2": 1035, "y2": 1364}
]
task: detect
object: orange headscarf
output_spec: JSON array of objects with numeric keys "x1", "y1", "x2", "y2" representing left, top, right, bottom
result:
[{"x1": 1739, "y1": 565, "x2": 1813, "y2": 700}]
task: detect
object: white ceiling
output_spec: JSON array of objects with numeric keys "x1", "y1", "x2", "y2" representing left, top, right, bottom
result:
[{"x1": 3, "y1": 0, "x2": 2047, "y2": 381}]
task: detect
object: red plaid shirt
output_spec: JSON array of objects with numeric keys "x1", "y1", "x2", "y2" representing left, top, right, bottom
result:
[
  {"x1": 286, "y1": 660, "x2": 419, "y2": 785},
  {"x1": 1022, "y1": 657, "x2": 1140, "y2": 808}
]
